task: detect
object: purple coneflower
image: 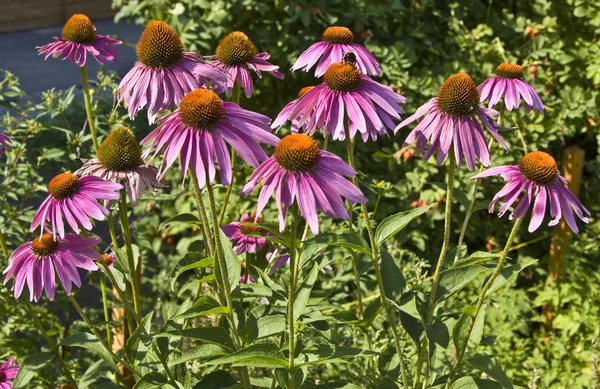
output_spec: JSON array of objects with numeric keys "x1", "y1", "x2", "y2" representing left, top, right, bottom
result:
[
  {"x1": 0, "y1": 133, "x2": 11, "y2": 157},
  {"x1": 291, "y1": 26, "x2": 381, "y2": 77},
  {"x1": 473, "y1": 151, "x2": 590, "y2": 233},
  {"x1": 396, "y1": 73, "x2": 508, "y2": 171},
  {"x1": 222, "y1": 213, "x2": 267, "y2": 255},
  {"x1": 275, "y1": 62, "x2": 404, "y2": 141},
  {"x1": 2, "y1": 234, "x2": 100, "y2": 301},
  {"x1": 0, "y1": 357, "x2": 18, "y2": 389},
  {"x1": 30, "y1": 173, "x2": 122, "y2": 239},
  {"x1": 117, "y1": 21, "x2": 227, "y2": 124},
  {"x1": 272, "y1": 86, "x2": 316, "y2": 134},
  {"x1": 207, "y1": 31, "x2": 284, "y2": 98},
  {"x1": 76, "y1": 126, "x2": 163, "y2": 205},
  {"x1": 142, "y1": 88, "x2": 279, "y2": 188},
  {"x1": 37, "y1": 14, "x2": 121, "y2": 67},
  {"x1": 478, "y1": 63, "x2": 544, "y2": 113},
  {"x1": 240, "y1": 134, "x2": 367, "y2": 234}
]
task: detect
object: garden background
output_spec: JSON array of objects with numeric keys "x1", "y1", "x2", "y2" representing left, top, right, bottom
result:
[{"x1": 0, "y1": 0, "x2": 598, "y2": 388}]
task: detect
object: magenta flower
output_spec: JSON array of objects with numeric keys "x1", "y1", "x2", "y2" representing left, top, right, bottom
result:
[
  {"x1": 291, "y1": 26, "x2": 381, "y2": 77},
  {"x1": 478, "y1": 63, "x2": 544, "y2": 113},
  {"x1": 30, "y1": 173, "x2": 122, "y2": 239},
  {"x1": 396, "y1": 73, "x2": 507, "y2": 171},
  {"x1": 274, "y1": 62, "x2": 404, "y2": 141},
  {"x1": 240, "y1": 134, "x2": 367, "y2": 234},
  {"x1": 75, "y1": 126, "x2": 163, "y2": 205},
  {"x1": 0, "y1": 357, "x2": 18, "y2": 389},
  {"x1": 272, "y1": 86, "x2": 315, "y2": 134},
  {"x1": 142, "y1": 88, "x2": 279, "y2": 188},
  {"x1": 37, "y1": 14, "x2": 121, "y2": 67},
  {"x1": 473, "y1": 151, "x2": 590, "y2": 233},
  {"x1": 222, "y1": 213, "x2": 267, "y2": 255},
  {"x1": 207, "y1": 31, "x2": 284, "y2": 98},
  {"x1": 2, "y1": 234, "x2": 100, "y2": 301},
  {"x1": 117, "y1": 21, "x2": 227, "y2": 124},
  {"x1": 0, "y1": 133, "x2": 11, "y2": 157}
]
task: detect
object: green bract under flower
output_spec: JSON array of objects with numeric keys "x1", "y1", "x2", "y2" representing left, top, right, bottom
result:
[
  {"x1": 436, "y1": 73, "x2": 480, "y2": 117},
  {"x1": 274, "y1": 134, "x2": 320, "y2": 172},
  {"x1": 137, "y1": 21, "x2": 184, "y2": 68},
  {"x1": 62, "y1": 14, "x2": 96, "y2": 43},
  {"x1": 97, "y1": 126, "x2": 143, "y2": 171},
  {"x1": 215, "y1": 31, "x2": 257, "y2": 66}
]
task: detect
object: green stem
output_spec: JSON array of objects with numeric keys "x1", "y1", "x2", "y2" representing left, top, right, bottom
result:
[
  {"x1": 287, "y1": 205, "x2": 299, "y2": 389},
  {"x1": 218, "y1": 150, "x2": 237, "y2": 225},
  {"x1": 415, "y1": 154, "x2": 456, "y2": 388},
  {"x1": 206, "y1": 179, "x2": 252, "y2": 389},
  {"x1": 23, "y1": 299, "x2": 79, "y2": 388},
  {"x1": 0, "y1": 229, "x2": 8, "y2": 259},
  {"x1": 118, "y1": 191, "x2": 141, "y2": 321},
  {"x1": 245, "y1": 252, "x2": 252, "y2": 284},
  {"x1": 189, "y1": 170, "x2": 214, "y2": 257},
  {"x1": 79, "y1": 65, "x2": 99, "y2": 151},
  {"x1": 445, "y1": 218, "x2": 523, "y2": 388},
  {"x1": 100, "y1": 273, "x2": 112, "y2": 348},
  {"x1": 511, "y1": 113, "x2": 528, "y2": 153},
  {"x1": 344, "y1": 129, "x2": 409, "y2": 388}
]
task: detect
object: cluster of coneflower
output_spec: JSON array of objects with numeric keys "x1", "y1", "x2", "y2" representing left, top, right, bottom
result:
[{"x1": 0, "y1": 13, "x2": 590, "y2": 389}]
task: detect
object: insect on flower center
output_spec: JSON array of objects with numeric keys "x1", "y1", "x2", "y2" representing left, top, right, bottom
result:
[
  {"x1": 324, "y1": 62, "x2": 362, "y2": 92},
  {"x1": 48, "y1": 172, "x2": 79, "y2": 200},
  {"x1": 519, "y1": 151, "x2": 558, "y2": 185},
  {"x1": 496, "y1": 63, "x2": 524, "y2": 79},
  {"x1": 322, "y1": 26, "x2": 354, "y2": 44},
  {"x1": 179, "y1": 89, "x2": 224, "y2": 128},
  {"x1": 436, "y1": 73, "x2": 480, "y2": 117},
  {"x1": 100, "y1": 254, "x2": 114, "y2": 267},
  {"x1": 61, "y1": 14, "x2": 96, "y2": 43},
  {"x1": 137, "y1": 21, "x2": 184, "y2": 68},
  {"x1": 297, "y1": 86, "x2": 314, "y2": 98},
  {"x1": 215, "y1": 31, "x2": 257, "y2": 66},
  {"x1": 240, "y1": 215, "x2": 264, "y2": 236},
  {"x1": 31, "y1": 234, "x2": 58, "y2": 257},
  {"x1": 97, "y1": 126, "x2": 143, "y2": 171},
  {"x1": 274, "y1": 134, "x2": 320, "y2": 172}
]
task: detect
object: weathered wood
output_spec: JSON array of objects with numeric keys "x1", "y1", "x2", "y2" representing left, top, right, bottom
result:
[{"x1": 543, "y1": 145, "x2": 585, "y2": 328}]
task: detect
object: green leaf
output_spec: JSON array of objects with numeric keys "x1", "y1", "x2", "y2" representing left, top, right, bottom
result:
[
  {"x1": 375, "y1": 204, "x2": 434, "y2": 246},
  {"x1": 428, "y1": 182, "x2": 469, "y2": 209},
  {"x1": 159, "y1": 213, "x2": 201, "y2": 230},
  {"x1": 379, "y1": 247, "x2": 406, "y2": 301},
  {"x1": 436, "y1": 264, "x2": 490, "y2": 304},
  {"x1": 192, "y1": 370, "x2": 239, "y2": 389},
  {"x1": 486, "y1": 258, "x2": 538, "y2": 295},
  {"x1": 169, "y1": 344, "x2": 227, "y2": 366},
  {"x1": 300, "y1": 232, "x2": 371, "y2": 266},
  {"x1": 427, "y1": 319, "x2": 453, "y2": 383},
  {"x1": 449, "y1": 376, "x2": 502, "y2": 389},
  {"x1": 241, "y1": 313, "x2": 286, "y2": 341},
  {"x1": 467, "y1": 354, "x2": 513, "y2": 389},
  {"x1": 61, "y1": 332, "x2": 119, "y2": 372},
  {"x1": 454, "y1": 252, "x2": 502, "y2": 268},
  {"x1": 219, "y1": 229, "x2": 242, "y2": 292},
  {"x1": 12, "y1": 352, "x2": 54, "y2": 389},
  {"x1": 377, "y1": 376, "x2": 399, "y2": 389},
  {"x1": 297, "y1": 344, "x2": 379, "y2": 367},
  {"x1": 157, "y1": 327, "x2": 234, "y2": 350},
  {"x1": 171, "y1": 254, "x2": 213, "y2": 288},
  {"x1": 294, "y1": 263, "x2": 320, "y2": 320},
  {"x1": 172, "y1": 295, "x2": 229, "y2": 320},
  {"x1": 126, "y1": 312, "x2": 153, "y2": 363},
  {"x1": 132, "y1": 372, "x2": 173, "y2": 389},
  {"x1": 454, "y1": 304, "x2": 487, "y2": 355},
  {"x1": 79, "y1": 359, "x2": 106, "y2": 389},
  {"x1": 398, "y1": 292, "x2": 425, "y2": 348},
  {"x1": 232, "y1": 283, "x2": 274, "y2": 299},
  {"x1": 254, "y1": 266, "x2": 286, "y2": 296},
  {"x1": 205, "y1": 343, "x2": 288, "y2": 368}
]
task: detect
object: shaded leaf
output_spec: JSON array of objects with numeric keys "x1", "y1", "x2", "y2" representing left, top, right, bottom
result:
[
  {"x1": 158, "y1": 327, "x2": 234, "y2": 350},
  {"x1": 379, "y1": 247, "x2": 406, "y2": 301},
  {"x1": 205, "y1": 343, "x2": 288, "y2": 368},
  {"x1": 294, "y1": 263, "x2": 319, "y2": 320},
  {"x1": 467, "y1": 354, "x2": 513, "y2": 389},
  {"x1": 12, "y1": 352, "x2": 54, "y2": 389},
  {"x1": 61, "y1": 332, "x2": 118, "y2": 372}
]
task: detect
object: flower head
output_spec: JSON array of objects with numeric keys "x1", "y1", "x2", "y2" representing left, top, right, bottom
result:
[
  {"x1": 0, "y1": 357, "x2": 19, "y2": 389},
  {"x1": 291, "y1": 26, "x2": 381, "y2": 77},
  {"x1": 272, "y1": 86, "x2": 315, "y2": 134},
  {"x1": 37, "y1": 14, "x2": 122, "y2": 67},
  {"x1": 207, "y1": 31, "x2": 284, "y2": 98},
  {"x1": 117, "y1": 21, "x2": 227, "y2": 124},
  {"x1": 241, "y1": 134, "x2": 367, "y2": 234},
  {"x1": 396, "y1": 72, "x2": 508, "y2": 171},
  {"x1": 478, "y1": 63, "x2": 544, "y2": 113},
  {"x1": 274, "y1": 62, "x2": 404, "y2": 141},
  {"x1": 142, "y1": 88, "x2": 279, "y2": 188},
  {"x1": 0, "y1": 133, "x2": 12, "y2": 157},
  {"x1": 30, "y1": 173, "x2": 122, "y2": 239},
  {"x1": 222, "y1": 213, "x2": 267, "y2": 255},
  {"x1": 2, "y1": 234, "x2": 100, "y2": 301},
  {"x1": 473, "y1": 151, "x2": 590, "y2": 233},
  {"x1": 75, "y1": 126, "x2": 163, "y2": 205}
]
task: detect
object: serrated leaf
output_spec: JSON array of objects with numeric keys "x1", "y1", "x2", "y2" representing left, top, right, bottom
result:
[
  {"x1": 205, "y1": 343, "x2": 288, "y2": 368},
  {"x1": 375, "y1": 204, "x2": 434, "y2": 246}
]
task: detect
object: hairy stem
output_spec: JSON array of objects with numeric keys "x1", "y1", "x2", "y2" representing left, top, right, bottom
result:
[
  {"x1": 79, "y1": 65, "x2": 99, "y2": 151},
  {"x1": 287, "y1": 205, "x2": 299, "y2": 389},
  {"x1": 100, "y1": 273, "x2": 112, "y2": 347},
  {"x1": 118, "y1": 192, "x2": 141, "y2": 321},
  {"x1": 189, "y1": 170, "x2": 214, "y2": 257}
]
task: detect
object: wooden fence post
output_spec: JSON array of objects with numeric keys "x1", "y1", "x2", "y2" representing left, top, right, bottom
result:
[{"x1": 542, "y1": 145, "x2": 585, "y2": 328}]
